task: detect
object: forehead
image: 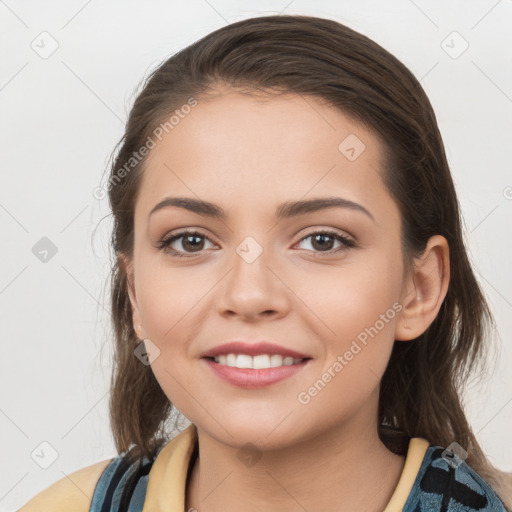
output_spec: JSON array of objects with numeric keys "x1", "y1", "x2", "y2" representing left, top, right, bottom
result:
[{"x1": 136, "y1": 90, "x2": 394, "y2": 225}]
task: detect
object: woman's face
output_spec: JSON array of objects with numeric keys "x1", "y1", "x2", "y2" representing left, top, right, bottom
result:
[{"x1": 125, "y1": 88, "x2": 411, "y2": 450}]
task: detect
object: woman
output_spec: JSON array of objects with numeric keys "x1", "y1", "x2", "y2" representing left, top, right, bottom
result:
[{"x1": 20, "y1": 14, "x2": 512, "y2": 512}]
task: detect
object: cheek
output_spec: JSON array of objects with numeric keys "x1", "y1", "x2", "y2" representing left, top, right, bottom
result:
[
  {"x1": 307, "y1": 256, "x2": 402, "y2": 378},
  {"x1": 135, "y1": 260, "x2": 213, "y2": 344},
  {"x1": 134, "y1": 264, "x2": 207, "y2": 414},
  {"x1": 295, "y1": 254, "x2": 400, "y2": 332},
  {"x1": 294, "y1": 291, "x2": 399, "y2": 432}
]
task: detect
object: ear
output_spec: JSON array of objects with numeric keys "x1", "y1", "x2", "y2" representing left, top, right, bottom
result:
[
  {"x1": 118, "y1": 252, "x2": 144, "y2": 339},
  {"x1": 395, "y1": 235, "x2": 450, "y2": 341}
]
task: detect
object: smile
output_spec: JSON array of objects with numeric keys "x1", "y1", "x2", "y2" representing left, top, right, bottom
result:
[
  {"x1": 202, "y1": 356, "x2": 311, "y2": 388},
  {"x1": 210, "y1": 353, "x2": 305, "y2": 369}
]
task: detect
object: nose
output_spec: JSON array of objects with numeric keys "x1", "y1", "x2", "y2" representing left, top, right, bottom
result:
[{"x1": 216, "y1": 243, "x2": 291, "y2": 321}]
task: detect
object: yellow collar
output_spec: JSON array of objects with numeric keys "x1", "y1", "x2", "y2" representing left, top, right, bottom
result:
[{"x1": 142, "y1": 423, "x2": 198, "y2": 512}]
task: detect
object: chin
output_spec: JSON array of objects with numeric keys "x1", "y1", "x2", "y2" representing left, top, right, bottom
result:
[{"x1": 197, "y1": 415, "x2": 309, "y2": 452}]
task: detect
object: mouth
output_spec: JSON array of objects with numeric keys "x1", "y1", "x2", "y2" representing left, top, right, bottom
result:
[
  {"x1": 203, "y1": 354, "x2": 310, "y2": 369},
  {"x1": 200, "y1": 341, "x2": 312, "y2": 388},
  {"x1": 201, "y1": 354, "x2": 312, "y2": 388}
]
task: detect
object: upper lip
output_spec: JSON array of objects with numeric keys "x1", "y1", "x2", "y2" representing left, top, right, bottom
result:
[{"x1": 201, "y1": 341, "x2": 311, "y2": 359}]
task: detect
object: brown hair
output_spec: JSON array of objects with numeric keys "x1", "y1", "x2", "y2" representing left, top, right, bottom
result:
[{"x1": 102, "y1": 14, "x2": 512, "y2": 507}]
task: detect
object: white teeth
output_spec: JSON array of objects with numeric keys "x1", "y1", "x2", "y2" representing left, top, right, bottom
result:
[
  {"x1": 269, "y1": 354, "x2": 283, "y2": 367},
  {"x1": 253, "y1": 354, "x2": 270, "y2": 369},
  {"x1": 212, "y1": 353, "x2": 304, "y2": 369},
  {"x1": 236, "y1": 354, "x2": 253, "y2": 368}
]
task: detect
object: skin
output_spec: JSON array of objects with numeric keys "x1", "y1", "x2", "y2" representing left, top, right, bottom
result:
[{"x1": 122, "y1": 87, "x2": 450, "y2": 512}]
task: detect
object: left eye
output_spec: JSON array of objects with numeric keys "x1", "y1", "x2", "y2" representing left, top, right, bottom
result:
[
  {"x1": 295, "y1": 231, "x2": 355, "y2": 253},
  {"x1": 158, "y1": 230, "x2": 355, "y2": 258}
]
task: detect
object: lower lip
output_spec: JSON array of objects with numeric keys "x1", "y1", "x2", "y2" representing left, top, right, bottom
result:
[{"x1": 202, "y1": 358, "x2": 310, "y2": 388}]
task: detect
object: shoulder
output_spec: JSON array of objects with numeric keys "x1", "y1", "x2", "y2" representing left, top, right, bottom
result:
[
  {"x1": 403, "y1": 445, "x2": 510, "y2": 512},
  {"x1": 18, "y1": 458, "x2": 113, "y2": 512}
]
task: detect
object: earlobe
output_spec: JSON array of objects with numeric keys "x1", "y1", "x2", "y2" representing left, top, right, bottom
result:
[{"x1": 395, "y1": 235, "x2": 450, "y2": 341}]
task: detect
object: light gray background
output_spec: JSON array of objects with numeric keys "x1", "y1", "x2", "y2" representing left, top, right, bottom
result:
[{"x1": 1, "y1": 1, "x2": 511, "y2": 510}]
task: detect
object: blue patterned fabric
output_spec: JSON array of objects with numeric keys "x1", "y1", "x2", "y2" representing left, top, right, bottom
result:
[
  {"x1": 89, "y1": 447, "x2": 161, "y2": 512},
  {"x1": 89, "y1": 443, "x2": 509, "y2": 511},
  {"x1": 401, "y1": 446, "x2": 509, "y2": 511}
]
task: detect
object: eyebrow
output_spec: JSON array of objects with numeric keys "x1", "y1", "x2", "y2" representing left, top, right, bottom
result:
[{"x1": 148, "y1": 196, "x2": 375, "y2": 222}]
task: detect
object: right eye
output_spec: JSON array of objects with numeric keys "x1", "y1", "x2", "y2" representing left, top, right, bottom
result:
[{"x1": 157, "y1": 230, "x2": 216, "y2": 258}]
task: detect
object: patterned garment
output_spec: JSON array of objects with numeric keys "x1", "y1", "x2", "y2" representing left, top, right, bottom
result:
[
  {"x1": 402, "y1": 446, "x2": 509, "y2": 511},
  {"x1": 89, "y1": 448, "x2": 159, "y2": 512},
  {"x1": 89, "y1": 443, "x2": 509, "y2": 512}
]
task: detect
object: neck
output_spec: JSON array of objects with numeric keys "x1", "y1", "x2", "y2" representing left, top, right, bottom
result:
[{"x1": 185, "y1": 397, "x2": 406, "y2": 512}]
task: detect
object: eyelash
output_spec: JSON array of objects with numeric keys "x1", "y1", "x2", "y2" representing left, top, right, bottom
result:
[{"x1": 157, "y1": 229, "x2": 356, "y2": 258}]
